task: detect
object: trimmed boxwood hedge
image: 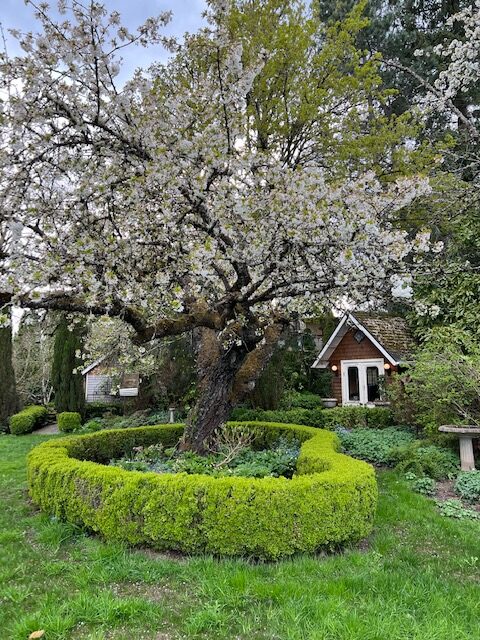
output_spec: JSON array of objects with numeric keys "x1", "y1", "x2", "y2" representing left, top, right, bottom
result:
[
  {"x1": 27, "y1": 422, "x2": 377, "y2": 559},
  {"x1": 57, "y1": 411, "x2": 82, "y2": 433},
  {"x1": 231, "y1": 406, "x2": 393, "y2": 430},
  {"x1": 9, "y1": 405, "x2": 47, "y2": 435}
]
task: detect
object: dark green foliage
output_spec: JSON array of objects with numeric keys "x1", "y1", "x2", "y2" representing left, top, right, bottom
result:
[
  {"x1": 84, "y1": 402, "x2": 123, "y2": 420},
  {"x1": 9, "y1": 405, "x2": 47, "y2": 435},
  {"x1": 231, "y1": 406, "x2": 393, "y2": 430},
  {"x1": 57, "y1": 411, "x2": 82, "y2": 433},
  {"x1": 337, "y1": 427, "x2": 415, "y2": 465},
  {"x1": 436, "y1": 499, "x2": 480, "y2": 521},
  {"x1": 280, "y1": 391, "x2": 324, "y2": 410},
  {"x1": 317, "y1": 0, "x2": 477, "y2": 123},
  {"x1": 27, "y1": 422, "x2": 377, "y2": 559},
  {"x1": 406, "y1": 473, "x2": 437, "y2": 496},
  {"x1": 51, "y1": 315, "x2": 85, "y2": 416},
  {"x1": 0, "y1": 308, "x2": 17, "y2": 430},
  {"x1": 455, "y1": 471, "x2": 480, "y2": 503},
  {"x1": 248, "y1": 328, "x2": 332, "y2": 410},
  {"x1": 389, "y1": 442, "x2": 459, "y2": 480},
  {"x1": 337, "y1": 427, "x2": 459, "y2": 480},
  {"x1": 81, "y1": 409, "x2": 182, "y2": 433},
  {"x1": 112, "y1": 437, "x2": 301, "y2": 479}
]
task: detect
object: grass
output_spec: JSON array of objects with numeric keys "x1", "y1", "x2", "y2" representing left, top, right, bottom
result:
[{"x1": 1, "y1": 434, "x2": 479, "y2": 640}]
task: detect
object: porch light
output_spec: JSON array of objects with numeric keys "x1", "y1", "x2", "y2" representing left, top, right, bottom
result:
[
  {"x1": 384, "y1": 363, "x2": 391, "y2": 370},
  {"x1": 331, "y1": 365, "x2": 338, "y2": 373}
]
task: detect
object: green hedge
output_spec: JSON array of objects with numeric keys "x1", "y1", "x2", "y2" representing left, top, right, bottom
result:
[
  {"x1": 279, "y1": 391, "x2": 324, "y2": 410},
  {"x1": 9, "y1": 405, "x2": 47, "y2": 435},
  {"x1": 27, "y1": 422, "x2": 377, "y2": 559},
  {"x1": 58, "y1": 411, "x2": 82, "y2": 433},
  {"x1": 231, "y1": 406, "x2": 393, "y2": 430}
]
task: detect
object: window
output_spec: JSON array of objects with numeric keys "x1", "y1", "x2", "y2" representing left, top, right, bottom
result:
[
  {"x1": 366, "y1": 366, "x2": 380, "y2": 402},
  {"x1": 348, "y1": 366, "x2": 360, "y2": 401},
  {"x1": 354, "y1": 330, "x2": 365, "y2": 343}
]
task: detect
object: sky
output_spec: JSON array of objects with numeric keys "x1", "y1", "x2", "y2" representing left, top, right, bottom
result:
[
  {"x1": 2, "y1": 1, "x2": 206, "y2": 331},
  {"x1": 1, "y1": 0, "x2": 207, "y2": 78}
]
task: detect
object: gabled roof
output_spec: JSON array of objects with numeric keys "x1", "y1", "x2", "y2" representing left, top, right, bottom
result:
[
  {"x1": 81, "y1": 355, "x2": 108, "y2": 376},
  {"x1": 311, "y1": 312, "x2": 415, "y2": 368}
]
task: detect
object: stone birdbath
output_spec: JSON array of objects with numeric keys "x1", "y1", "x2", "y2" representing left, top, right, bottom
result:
[{"x1": 438, "y1": 425, "x2": 480, "y2": 471}]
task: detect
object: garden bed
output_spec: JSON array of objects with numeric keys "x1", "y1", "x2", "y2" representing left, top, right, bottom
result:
[{"x1": 27, "y1": 422, "x2": 377, "y2": 559}]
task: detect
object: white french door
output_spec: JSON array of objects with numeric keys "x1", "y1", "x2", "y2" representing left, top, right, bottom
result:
[{"x1": 340, "y1": 359, "x2": 384, "y2": 406}]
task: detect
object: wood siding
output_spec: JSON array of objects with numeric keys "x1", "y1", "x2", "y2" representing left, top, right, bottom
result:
[
  {"x1": 85, "y1": 373, "x2": 113, "y2": 403},
  {"x1": 327, "y1": 329, "x2": 397, "y2": 404}
]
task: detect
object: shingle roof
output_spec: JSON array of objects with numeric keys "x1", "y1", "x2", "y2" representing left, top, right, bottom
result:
[{"x1": 353, "y1": 312, "x2": 416, "y2": 362}]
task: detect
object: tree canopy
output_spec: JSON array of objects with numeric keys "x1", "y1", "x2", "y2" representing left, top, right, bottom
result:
[{"x1": 0, "y1": 0, "x2": 433, "y2": 448}]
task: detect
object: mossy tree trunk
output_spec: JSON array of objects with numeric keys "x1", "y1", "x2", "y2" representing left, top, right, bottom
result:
[
  {"x1": 0, "y1": 295, "x2": 17, "y2": 428},
  {"x1": 181, "y1": 321, "x2": 287, "y2": 453}
]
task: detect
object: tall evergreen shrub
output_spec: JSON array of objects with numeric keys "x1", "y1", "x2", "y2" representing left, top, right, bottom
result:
[
  {"x1": 0, "y1": 296, "x2": 17, "y2": 428},
  {"x1": 51, "y1": 315, "x2": 85, "y2": 415}
]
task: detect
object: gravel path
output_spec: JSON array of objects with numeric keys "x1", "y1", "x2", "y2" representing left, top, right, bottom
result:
[{"x1": 35, "y1": 422, "x2": 60, "y2": 435}]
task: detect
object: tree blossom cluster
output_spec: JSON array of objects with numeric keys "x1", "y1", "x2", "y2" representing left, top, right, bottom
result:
[{"x1": 0, "y1": 0, "x2": 432, "y2": 348}]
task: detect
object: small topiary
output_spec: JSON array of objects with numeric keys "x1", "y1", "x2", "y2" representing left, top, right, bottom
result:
[
  {"x1": 455, "y1": 471, "x2": 480, "y2": 503},
  {"x1": 57, "y1": 411, "x2": 82, "y2": 433},
  {"x1": 9, "y1": 405, "x2": 47, "y2": 435}
]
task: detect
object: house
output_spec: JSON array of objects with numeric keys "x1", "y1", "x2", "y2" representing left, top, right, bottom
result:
[
  {"x1": 81, "y1": 355, "x2": 140, "y2": 403},
  {"x1": 312, "y1": 312, "x2": 415, "y2": 407}
]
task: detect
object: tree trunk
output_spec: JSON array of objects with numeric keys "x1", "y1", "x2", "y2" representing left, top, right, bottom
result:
[
  {"x1": 181, "y1": 320, "x2": 287, "y2": 453},
  {"x1": 181, "y1": 328, "x2": 247, "y2": 453},
  {"x1": 0, "y1": 296, "x2": 18, "y2": 428}
]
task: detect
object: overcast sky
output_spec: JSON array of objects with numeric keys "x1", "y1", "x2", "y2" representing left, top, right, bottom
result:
[{"x1": 1, "y1": 1, "x2": 207, "y2": 78}]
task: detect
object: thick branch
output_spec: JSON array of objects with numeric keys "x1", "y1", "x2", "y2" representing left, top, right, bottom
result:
[
  {"x1": 231, "y1": 319, "x2": 288, "y2": 403},
  {"x1": 18, "y1": 293, "x2": 223, "y2": 343}
]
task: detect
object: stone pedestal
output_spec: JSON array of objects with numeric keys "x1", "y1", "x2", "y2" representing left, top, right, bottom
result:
[
  {"x1": 438, "y1": 425, "x2": 480, "y2": 472},
  {"x1": 459, "y1": 437, "x2": 476, "y2": 471}
]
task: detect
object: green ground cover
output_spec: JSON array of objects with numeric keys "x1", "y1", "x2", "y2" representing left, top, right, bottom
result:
[{"x1": 1, "y1": 433, "x2": 479, "y2": 640}]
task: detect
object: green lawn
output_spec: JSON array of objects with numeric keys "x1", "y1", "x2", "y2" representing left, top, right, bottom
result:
[{"x1": 1, "y1": 434, "x2": 478, "y2": 640}]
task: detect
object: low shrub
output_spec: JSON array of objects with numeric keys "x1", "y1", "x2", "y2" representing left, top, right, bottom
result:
[
  {"x1": 58, "y1": 412, "x2": 82, "y2": 433},
  {"x1": 455, "y1": 471, "x2": 480, "y2": 503},
  {"x1": 405, "y1": 473, "x2": 437, "y2": 496},
  {"x1": 389, "y1": 442, "x2": 459, "y2": 480},
  {"x1": 336, "y1": 427, "x2": 415, "y2": 465},
  {"x1": 436, "y1": 499, "x2": 480, "y2": 521},
  {"x1": 111, "y1": 437, "x2": 301, "y2": 479},
  {"x1": 279, "y1": 391, "x2": 324, "y2": 410},
  {"x1": 27, "y1": 422, "x2": 377, "y2": 559},
  {"x1": 230, "y1": 406, "x2": 393, "y2": 430},
  {"x1": 9, "y1": 405, "x2": 47, "y2": 435},
  {"x1": 81, "y1": 410, "x2": 182, "y2": 433},
  {"x1": 84, "y1": 402, "x2": 124, "y2": 420}
]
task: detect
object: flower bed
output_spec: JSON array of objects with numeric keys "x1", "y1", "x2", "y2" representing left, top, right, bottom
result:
[{"x1": 27, "y1": 422, "x2": 377, "y2": 559}]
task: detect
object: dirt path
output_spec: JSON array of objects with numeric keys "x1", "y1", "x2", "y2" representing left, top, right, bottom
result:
[{"x1": 35, "y1": 422, "x2": 60, "y2": 435}]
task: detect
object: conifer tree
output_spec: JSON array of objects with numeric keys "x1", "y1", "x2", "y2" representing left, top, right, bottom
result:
[
  {"x1": 51, "y1": 315, "x2": 85, "y2": 415},
  {"x1": 0, "y1": 295, "x2": 17, "y2": 428}
]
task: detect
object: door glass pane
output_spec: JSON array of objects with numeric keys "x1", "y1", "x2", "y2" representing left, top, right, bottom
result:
[
  {"x1": 348, "y1": 367, "x2": 360, "y2": 401},
  {"x1": 366, "y1": 366, "x2": 380, "y2": 402}
]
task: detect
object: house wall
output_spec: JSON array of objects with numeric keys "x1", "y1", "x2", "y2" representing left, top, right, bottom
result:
[
  {"x1": 85, "y1": 373, "x2": 114, "y2": 403},
  {"x1": 327, "y1": 329, "x2": 397, "y2": 404}
]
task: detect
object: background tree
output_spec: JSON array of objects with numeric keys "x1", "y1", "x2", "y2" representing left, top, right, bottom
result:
[
  {"x1": 0, "y1": 294, "x2": 17, "y2": 428},
  {"x1": 316, "y1": 0, "x2": 478, "y2": 125},
  {"x1": 51, "y1": 315, "x2": 85, "y2": 415},
  {"x1": 0, "y1": 0, "x2": 431, "y2": 451},
  {"x1": 13, "y1": 311, "x2": 54, "y2": 406}
]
